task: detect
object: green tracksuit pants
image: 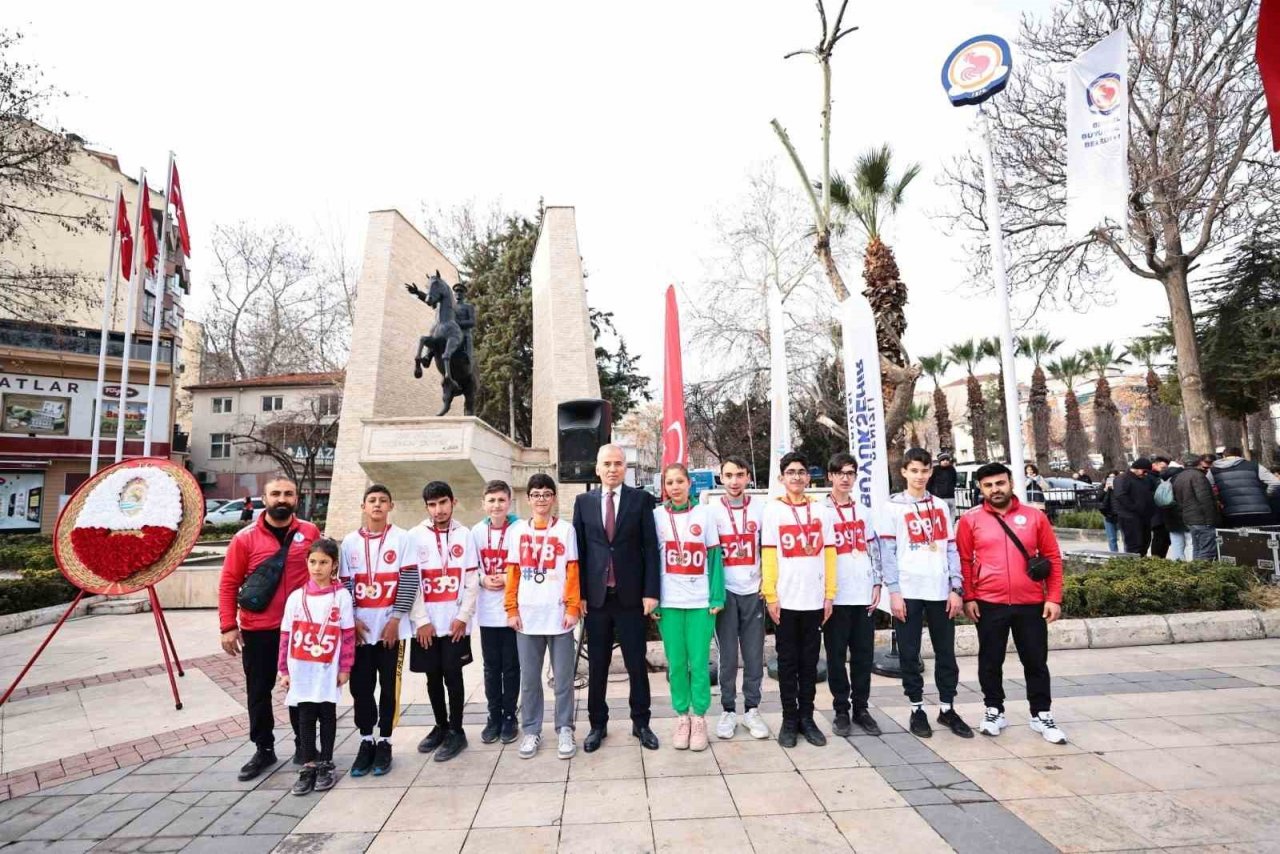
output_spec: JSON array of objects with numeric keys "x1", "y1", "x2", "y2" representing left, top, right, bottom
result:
[{"x1": 659, "y1": 607, "x2": 717, "y2": 716}]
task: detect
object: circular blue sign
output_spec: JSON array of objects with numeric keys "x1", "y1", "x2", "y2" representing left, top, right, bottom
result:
[{"x1": 941, "y1": 34, "x2": 1013, "y2": 107}]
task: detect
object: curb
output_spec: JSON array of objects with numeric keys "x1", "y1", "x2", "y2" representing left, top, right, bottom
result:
[{"x1": 0, "y1": 595, "x2": 103, "y2": 637}]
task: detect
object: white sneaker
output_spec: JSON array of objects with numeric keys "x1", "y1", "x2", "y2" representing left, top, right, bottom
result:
[
  {"x1": 716, "y1": 710, "x2": 738, "y2": 739},
  {"x1": 979, "y1": 707, "x2": 1007, "y2": 737},
  {"x1": 742, "y1": 708, "x2": 771, "y2": 739},
  {"x1": 518, "y1": 733, "x2": 541, "y2": 759},
  {"x1": 1030, "y1": 712, "x2": 1067, "y2": 744},
  {"x1": 557, "y1": 727, "x2": 576, "y2": 759}
]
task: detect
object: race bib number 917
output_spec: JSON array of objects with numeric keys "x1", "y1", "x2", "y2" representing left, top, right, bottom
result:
[
  {"x1": 290, "y1": 620, "x2": 339, "y2": 664},
  {"x1": 833, "y1": 520, "x2": 867, "y2": 555},
  {"x1": 664, "y1": 541, "x2": 707, "y2": 575},
  {"x1": 420, "y1": 566, "x2": 462, "y2": 602},
  {"x1": 720, "y1": 533, "x2": 757, "y2": 567},
  {"x1": 354, "y1": 572, "x2": 398, "y2": 608},
  {"x1": 778, "y1": 522, "x2": 822, "y2": 559}
]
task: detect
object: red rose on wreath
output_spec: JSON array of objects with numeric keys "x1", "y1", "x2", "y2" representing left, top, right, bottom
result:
[{"x1": 70, "y1": 467, "x2": 182, "y2": 582}]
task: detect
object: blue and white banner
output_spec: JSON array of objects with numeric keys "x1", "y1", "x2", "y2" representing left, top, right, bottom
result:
[
  {"x1": 1065, "y1": 29, "x2": 1130, "y2": 236},
  {"x1": 840, "y1": 295, "x2": 889, "y2": 526}
]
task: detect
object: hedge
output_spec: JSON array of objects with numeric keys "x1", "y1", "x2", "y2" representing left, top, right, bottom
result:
[
  {"x1": 0, "y1": 575, "x2": 78, "y2": 616},
  {"x1": 1055, "y1": 510, "x2": 1105, "y2": 530},
  {"x1": 200, "y1": 522, "x2": 247, "y2": 541},
  {"x1": 1060, "y1": 557, "x2": 1251, "y2": 618},
  {"x1": 0, "y1": 539, "x2": 56, "y2": 573}
]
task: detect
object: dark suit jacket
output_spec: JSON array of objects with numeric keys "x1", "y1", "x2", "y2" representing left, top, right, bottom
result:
[{"x1": 573, "y1": 484, "x2": 660, "y2": 609}]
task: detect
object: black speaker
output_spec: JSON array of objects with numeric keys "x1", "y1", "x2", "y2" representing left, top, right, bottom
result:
[{"x1": 557, "y1": 399, "x2": 612, "y2": 483}]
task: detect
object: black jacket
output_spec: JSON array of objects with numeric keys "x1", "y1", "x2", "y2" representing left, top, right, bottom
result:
[
  {"x1": 1113, "y1": 472, "x2": 1157, "y2": 521},
  {"x1": 927, "y1": 465, "x2": 958, "y2": 499},
  {"x1": 1212, "y1": 458, "x2": 1277, "y2": 519},
  {"x1": 1172, "y1": 467, "x2": 1217, "y2": 528},
  {"x1": 572, "y1": 484, "x2": 660, "y2": 609}
]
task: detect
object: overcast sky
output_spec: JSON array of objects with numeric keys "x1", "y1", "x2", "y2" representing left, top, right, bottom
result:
[{"x1": 14, "y1": 0, "x2": 1164, "y2": 391}]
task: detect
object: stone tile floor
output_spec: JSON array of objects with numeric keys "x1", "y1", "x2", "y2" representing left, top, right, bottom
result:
[{"x1": 4, "y1": 612, "x2": 1280, "y2": 851}]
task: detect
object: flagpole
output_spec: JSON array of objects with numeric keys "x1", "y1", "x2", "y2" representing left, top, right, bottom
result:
[
  {"x1": 767, "y1": 284, "x2": 791, "y2": 498},
  {"x1": 978, "y1": 109, "x2": 1027, "y2": 499},
  {"x1": 115, "y1": 169, "x2": 147, "y2": 463},
  {"x1": 89, "y1": 184, "x2": 123, "y2": 476},
  {"x1": 142, "y1": 152, "x2": 174, "y2": 457}
]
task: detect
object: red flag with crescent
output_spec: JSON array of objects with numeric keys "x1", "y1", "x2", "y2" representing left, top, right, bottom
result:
[
  {"x1": 141, "y1": 179, "x2": 160, "y2": 275},
  {"x1": 1261, "y1": 0, "x2": 1280, "y2": 151},
  {"x1": 116, "y1": 190, "x2": 133, "y2": 282},
  {"x1": 661, "y1": 285, "x2": 687, "y2": 476},
  {"x1": 170, "y1": 161, "x2": 191, "y2": 256}
]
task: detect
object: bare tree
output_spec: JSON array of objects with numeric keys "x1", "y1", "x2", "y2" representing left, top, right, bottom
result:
[
  {"x1": 229, "y1": 384, "x2": 341, "y2": 517},
  {"x1": 942, "y1": 0, "x2": 1277, "y2": 454}
]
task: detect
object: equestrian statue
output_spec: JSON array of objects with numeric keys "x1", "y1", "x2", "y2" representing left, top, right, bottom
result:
[{"x1": 405, "y1": 270, "x2": 476, "y2": 416}]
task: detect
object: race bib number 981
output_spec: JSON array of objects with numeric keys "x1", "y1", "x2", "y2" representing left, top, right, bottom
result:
[
  {"x1": 778, "y1": 523, "x2": 822, "y2": 559},
  {"x1": 907, "y1": 508, "x2": 948, "y2": 546},
  {"x1": 664, "y1": 541, "x2": 707, "y2": 575},
  {"x1": 720, "y1": 533, "x2": 757, "y2": 567},
  {"x1": 290, "y1": 620, "x2": 339, "y2": 664},
  {"x1": 421, "y1": 567, "x2": 462, "y2": 602}
]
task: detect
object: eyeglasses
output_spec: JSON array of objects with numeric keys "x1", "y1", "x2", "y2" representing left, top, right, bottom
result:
[
  {"x1": 831, "y1": 470, "x2": 857, "y2": 478},
  {"x1": 783, "y1": 469, "x2": 809, "y2": 479},
  {"x1": 528, "y1": 491, "x2": 556, "y2": 500}
]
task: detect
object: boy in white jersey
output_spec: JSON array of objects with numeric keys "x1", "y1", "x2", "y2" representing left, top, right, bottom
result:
[
  {"x1": 338, "y1": 484, "x2": 417, "y2": 777},
  {"x1": 471, "y1": 480, "x2": 522, "y2": 746},
  {"x1": 407, "y1": 480, "x2": 480, "y2": 762},
  {"x1": 710, "y1": 456, "x2": 770, "y2": 740},
  {"x1": 504, "y1": 474, "x2": 581, "y2": 760},
  {"x1": 876, "y1": 448, "x2": 973, "y2": 739},
  {"x1": 822, "y1": 453, "x2": 883, "y2": 738},
  {"x1": 762, "y1": 451, "x2": 837, "y2": 749}
]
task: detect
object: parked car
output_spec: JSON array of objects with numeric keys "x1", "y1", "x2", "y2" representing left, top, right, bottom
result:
[
  {"x1": 204, "y1": 498, "x2": 228, "y2": 515},
  {"x1": 205, "y1": 497, "x2": 264, "y2": 526}
]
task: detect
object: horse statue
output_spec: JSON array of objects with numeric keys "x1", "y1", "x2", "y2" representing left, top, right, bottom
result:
[{"x1": 405, "y1": 270, "x2": 476, "y2": 416}]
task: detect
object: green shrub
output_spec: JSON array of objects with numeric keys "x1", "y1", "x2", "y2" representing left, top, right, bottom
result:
[
  {"x1": 0, "y1": 575, "x2": 78, "y2": 616},
  {"x1": 200, "y1": 522, "x2": 246, "y2": 540},
  {"x1": 0, "y1": 540, "x2": 57, "y2": 573},
  {"x1": 1055, "y1": 510, "x2": 1105, "y2": 529},
  {"x1": 1060, "y1": 557, "x2": 1251, "y2": 618}
]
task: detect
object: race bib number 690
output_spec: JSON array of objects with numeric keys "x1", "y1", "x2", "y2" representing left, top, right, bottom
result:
[{"x1": 664, "y1": 541, "x2": 707, "y2": 575}]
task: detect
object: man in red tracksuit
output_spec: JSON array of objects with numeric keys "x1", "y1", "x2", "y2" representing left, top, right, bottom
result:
[
  {"x1": 956, "y1": 463, "x2": 1068, "y2": 745},
  {"x1": 218, "y1": 476, "x2": 322, "y2": 780}
]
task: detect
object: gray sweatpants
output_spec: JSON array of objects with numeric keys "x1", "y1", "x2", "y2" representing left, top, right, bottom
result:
[
  {"x1": 716, "y1": 590, "x2": 766, "y2": 712},
  {"x1": 517, "y1": 631, "x2": 576, "y2": 736}
]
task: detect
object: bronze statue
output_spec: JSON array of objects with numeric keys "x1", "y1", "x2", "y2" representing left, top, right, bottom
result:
[
  {"x1": 452, "y1": 281, "x2": 476, "y2": 363},
  {"x1": 405, "y1": 270, "x2": 476, "y2": 416}
]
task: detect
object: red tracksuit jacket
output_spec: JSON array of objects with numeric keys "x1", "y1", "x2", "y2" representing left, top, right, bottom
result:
[
  {"x1": 956, "y1": 498, "x2": 1064, "y2": 605},
  {"x1": 218, "y1": 514, "x2": 322, "y2": 633}
]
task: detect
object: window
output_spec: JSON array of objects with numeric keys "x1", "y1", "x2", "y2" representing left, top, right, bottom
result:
[
  {"x1": 212, "y1": 397, "x2": 232, "y2": 414},
  {"x1": 262, "y1": 395, "x2": 283, "y2": 412},
  {"x1": 317, "y1": 394, "x2": 341, "y2": 417},
  {"x1": 210, "y1": 433, "x2": 231, "y2": 459}
]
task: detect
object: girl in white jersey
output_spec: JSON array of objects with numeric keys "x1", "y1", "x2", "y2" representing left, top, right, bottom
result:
[{"x1": 654, "y1": 464, "x2": 724, "y2": 752}]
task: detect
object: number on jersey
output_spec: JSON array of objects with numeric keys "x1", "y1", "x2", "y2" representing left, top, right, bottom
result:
[
  {"x1": 290, "y1": 620, "x2": 339, "y2": 664},
  {"x1": 421, "y1": 566, "x2": 462, "y2": 602},
  {"x1": 906, "y1": 507, "x2": 949, "y2": 546},
  {"x1": 778, "y1": 522, "x2": 822, "y2": 558},
  {"x1": 664, "y1": 541, "x2": 707, "y2": 575},
  {"x1": 354, "y1": 572, "x2": 398, "y2": 608},
  {"x1": 720, "y1": 532, "x2": 757, "y2": 567},
  {"x1": 833, "y1": 520, "x2": 867, "y2": 555}
]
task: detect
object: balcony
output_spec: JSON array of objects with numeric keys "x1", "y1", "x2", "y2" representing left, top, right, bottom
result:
[{"x1": 0, "y1": 318, "x2": 173, "y2": 365}]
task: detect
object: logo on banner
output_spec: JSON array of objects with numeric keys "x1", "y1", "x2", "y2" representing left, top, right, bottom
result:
[
  {"x1": 941, "y1": 34, "x2": 1013, "y2": 106},
  {"x1": 1087, "y1": 72, "x2": 1122, "y2": 114}
]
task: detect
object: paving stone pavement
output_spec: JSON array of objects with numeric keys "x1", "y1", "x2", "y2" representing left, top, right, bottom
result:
[{"x1": 5, "y1": 634, "x2": 1280, "y2": 851}]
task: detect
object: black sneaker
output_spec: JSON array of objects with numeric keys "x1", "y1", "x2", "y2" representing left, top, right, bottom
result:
[
  {"x1": 852, "y1": 708, "x2": 882, "y2": 737},
  {"x1": 938, "y1": 708, "x2": 974, "y2": 739},
  {"x1": 290, "y1": 765, "x2": 316, "y2": 796},
  {"x1": 832, "y1": 712, "x2": 852, "y2": 737},
  {"x1": 434, "y1": 729, "x2": 468, "y2": 762},
  {"x1": 500, "y1": 717, "x2": 519, "y2": 744},
  {"x1": 778, "y1": 722, "x2": 799, "y2": 748},
  {"x1": 909, "y1": 708, "x2": 933, "y2": 738},
  {"x1": 417, "y1": 726, "x2": 446, "y2": 754},
  {"x1": 372, "y1": 740, "x2": 393, "y2": 776},
  {"x1": 799, "y1": 718, "x2": 827, "y2": 747},
  {"x1": 480, "y1": 718, "x2": 502, "y2": 744},
  {"x1": 350, "y1": 740, "x2": 376, "y2": 778},
  {"x1": 237, "y1": 747, "x2": 278, "y2": 782},
  {"x1": 292, "y1": 742, "x2": 317, "y2": 765},
  {"x1": 313, "y1": 761, "x2": 337, "y2": 792}
]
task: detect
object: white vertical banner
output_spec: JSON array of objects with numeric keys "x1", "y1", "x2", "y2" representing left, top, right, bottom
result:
[
  {"x1": 840, "y1": 295, "x2": 889, "y2": 520},
  {"x1": 1065, "y1": 29, "x2": 1130, "y2": 236},
  {"x1": 767, "y1": 284, "x2": 791, "y2": 497}
]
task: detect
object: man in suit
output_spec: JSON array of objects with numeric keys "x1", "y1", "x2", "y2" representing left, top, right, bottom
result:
[{"x1": 573, "y1": 444, "x2": 662, "y2": 752}]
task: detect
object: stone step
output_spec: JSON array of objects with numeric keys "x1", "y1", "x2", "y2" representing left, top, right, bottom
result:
[{"x1": 86, "y1": 596, "x2": 150, "y2": 616}]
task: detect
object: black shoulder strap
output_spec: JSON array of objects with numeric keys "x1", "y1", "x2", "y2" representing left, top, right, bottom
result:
[{"x1": 992, "y1": 512, "x2": 1036, "y2": 561}]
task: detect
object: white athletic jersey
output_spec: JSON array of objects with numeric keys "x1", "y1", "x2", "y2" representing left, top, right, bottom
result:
[
  {"x1": 822, "y1": 496, "x2": 878, "y2": 607},
  {"x1": 339, "y1": 526, "x2": 413, "y2": 644},
  {"x1": 709, "y1": 496, "x2": 765, "y2": 596},
  {"x1": 471, "y1": 518, "x2": 516, "y2": 628},
  {"x1": 761, "y1": 498, "x2": 834, "y2": 611},
  {"x1": 655, "y1": 504, "x2": 720, "y2": 609},
  {"x1": 876, "y1": 494, "x2": 954, "y2": 601},
  {"x1": 504, "y1": 518, "x2": 578, "y2": 636},
  {"x1": 407, "y1": 520, "x2": 479, "y2": 634},
  {"x1": 282, "y1": 585, "x2": 355, "y2": 705}
]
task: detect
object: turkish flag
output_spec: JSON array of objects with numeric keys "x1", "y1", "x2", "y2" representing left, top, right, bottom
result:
[
  {"x1": 116, "y1": 190, "x2": 133, "y2": 281},
  {"x1": 1261, "y1": 0, "x2": 1280, "y2": 151},
  {"x1": 661, "y1": 285, "x2": 687, "y2": 476},
  {"x1": 141, "y1": 179, "x2": 160, "y2": 275},
  {"x1": 170, "y1": 161, "x2": 191, "y2": 256}
]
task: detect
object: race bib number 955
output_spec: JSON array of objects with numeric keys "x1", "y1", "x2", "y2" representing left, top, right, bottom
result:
[
  {"x1": 664, "y1": 541, "x2": 707, "y2": 575},
  {"x1": 778, "y1": 523, "x2": 822, "y2": 559},
  {"x1": 290, "y1": 620, "x2": 338, "y2": 664},
  {"x1": 421, "y1": 567, "x2": 462, "y2": 602}
]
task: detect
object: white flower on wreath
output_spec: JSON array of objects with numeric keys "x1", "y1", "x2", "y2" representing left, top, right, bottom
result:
[{"x1": 76, "y1": 466, "x2": 183, "y2": 531}]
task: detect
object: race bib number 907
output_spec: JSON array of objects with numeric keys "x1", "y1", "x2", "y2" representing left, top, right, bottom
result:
[
  {"x1": 778, "y1": 523, "x2": 822, "y2": 559},
  {"x1": 290, "y1": 620, "x2": 339, "y2": 664},
  {"x1": 664, "y1": 541, "x2": 707, "y2": 575},
  {"x1": 420, "y1": 567, "x2": 462, "y2": 602},
  {"x1": 354, "y1": 572, "x2": 398, "y2": 608}
]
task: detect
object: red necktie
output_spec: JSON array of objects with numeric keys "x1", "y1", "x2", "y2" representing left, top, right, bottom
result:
[{"x1": 605, "y1": 489, "x2": 617, "y2": 587}]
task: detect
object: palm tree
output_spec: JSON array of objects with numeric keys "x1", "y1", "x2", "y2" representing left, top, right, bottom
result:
[
  {"x1": 947, "y1": 339, "x2": 989, "y2": 462},
  {"x1": 1047, "y1": 354, "x2": 1088, "y2": 472},
  {"x1": 831, "y1": 145, "x2": 922, "y2": 411},
  {"x1": 1128, "y1": 334, "x2": 1183, "y2": 456},
  {"x1": 1085, "y1": 343, "x2": 1131, "y2": 471},
  {"x1": 906, "y1": 401, "x2": 931, "y2": 448},
  {"x1": 978, "y1": 337, "x2": 1010, "y2": 460},
  {"x1": 919, "y1": 352, "x2": 953, "y2": 452},
  {"x1": 1017, "y1": 333, "x2": 1063, "y2": 472}
]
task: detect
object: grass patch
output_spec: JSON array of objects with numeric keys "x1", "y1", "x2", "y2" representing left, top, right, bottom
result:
[{"x1": 1055, "y1": 510, "x2": 1105, "y2": 530}]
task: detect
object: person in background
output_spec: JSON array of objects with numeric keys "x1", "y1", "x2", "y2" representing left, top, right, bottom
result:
[
  {"x1": 1100, "y1": 471, "x2": 1121, "y2": 553},
  {"x1": 1113, "y1": 459, "x2": 1157, "y2": 555},
  {"x1": 927, "y1": 453, "x2": 958, "y2": 518},
  {"x1": 1074, "y1": 468, "x2": 1093, "y2": 485},
  {"x1": 1149, "y1": 456, "x2": 1174, "y2": 558},
  {"x1": 1173, "y1": 455, "x2": 1219, "y2": 562},
  {"x1": 1024, "y1": 464, "x2": 1050, "y2": 510},
  {"x1": 1157, "y1": 457, "x2": 1188, "y2": 560},
  {"x1": 1210, "y1": 446, "x2": 1280, "y2": 527},
  {"x1": 240, "y1": 492, "x2": 255, "y2": 523}
]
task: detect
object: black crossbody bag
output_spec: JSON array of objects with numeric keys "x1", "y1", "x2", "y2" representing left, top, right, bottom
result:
[
  {"x1": 993, "y1": 514, "x2": 1052, "y2": 582},
  {"x1": 237, "y1": 527, "x2": 296, "y2": 612}
]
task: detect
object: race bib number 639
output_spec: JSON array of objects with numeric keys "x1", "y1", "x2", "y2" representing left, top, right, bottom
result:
[{"x1": 421, "y1": 566, "x2": 462, "y2": 602}]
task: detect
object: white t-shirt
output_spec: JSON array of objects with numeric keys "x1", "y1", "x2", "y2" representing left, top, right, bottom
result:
[
  {"x1": 471, "y1": 517, "x2": 516, "y2": 629},
  {"x1": 655, "y1": 504, "x2": 720, "y2": 609},
  {"x1": 505, "y1": 518, "x2": 578, "y2": 636},
  {"x1": 281, "y1": 585, "x2": 355, "y2": 705},
  {"x1": 339, "y1": 526, "x2": 413, "y2": 644},
  {"x1": 823, "y1": 497, "x2": 878, "y2": 607},
  {"x1": 876, "y1": 495, "x2": 954, "y2": 601},
  {"x1": 709, "y1": 496, "x2": 765, "y2": 596},
  {"x1": 407, "y1": 521, "x2": 479, "y2": 634},
  {"x1": 761, "y1": 498, "x2": 834, "y2": 611}
]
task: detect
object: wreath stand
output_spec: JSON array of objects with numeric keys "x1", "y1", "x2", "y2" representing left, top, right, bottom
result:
[{"x1": 0, "y1": 458, "x2": 204, "y2": 711}]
